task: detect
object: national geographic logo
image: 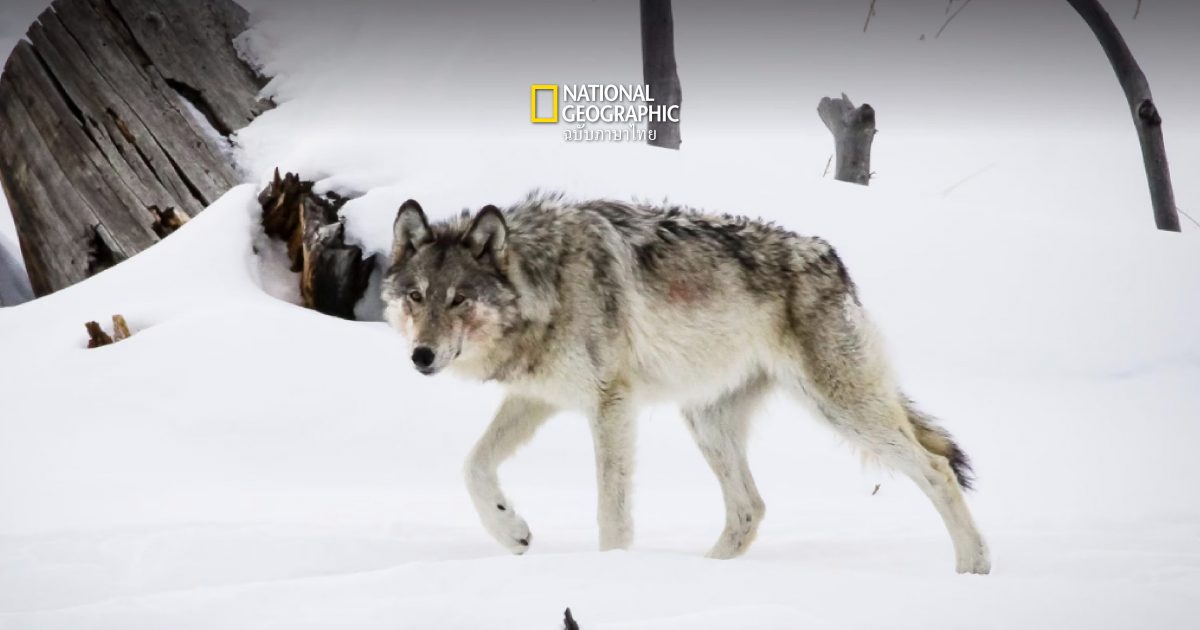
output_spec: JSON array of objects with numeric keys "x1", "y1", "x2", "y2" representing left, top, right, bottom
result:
[{"x1": 530, "y1": 84, "x2": 678, "y2": 142}]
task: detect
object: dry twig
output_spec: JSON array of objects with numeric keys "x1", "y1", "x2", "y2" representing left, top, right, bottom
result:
[
  {"x1": 936, "y1": 0, "x2": 974, "y2": 38},
  {"x1": 863, "y1": 0, "x2": 878, "y2": 32}
]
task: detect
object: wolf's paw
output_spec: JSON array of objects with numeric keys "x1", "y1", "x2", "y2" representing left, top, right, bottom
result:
[
  {"x1": 956, "y1": 541, "x2": 991, "y2": 574},
  {"x1": 705, "y1": 525, "x2": 758, "y2": 560},
  {"x1": 483, "y1": 506, "x2": 532, "y2": 555}
]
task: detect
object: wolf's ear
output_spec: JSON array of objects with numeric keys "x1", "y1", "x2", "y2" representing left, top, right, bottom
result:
[
  {"x1": 463, "y1": 205, "x2": 507, "y2": 263},
  {"x1": 392, "y1": 199, "x2": 432, "y2": 261}
]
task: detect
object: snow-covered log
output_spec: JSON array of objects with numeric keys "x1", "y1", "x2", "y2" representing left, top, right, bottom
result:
[
  {"x1": 259, "y1": 170, "x2": 375, "y2": 320},
  {"x1": 0, "y1": 0, "x2": 271, "y2": 297},
  {"x1": 818, "y1": 94, "x2": 876, "y2": 186}
]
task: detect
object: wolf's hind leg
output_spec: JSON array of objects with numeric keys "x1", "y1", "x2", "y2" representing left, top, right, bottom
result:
[
  {"x1": 856, "y1": 408, "x2": 990, "y2": 574},
  {"x1": 589, "y1": 381, "x2": 636, "y2": 551},
  {"x1": 683, "y1": 374, "x2": 771, "y2": 559},
  {"x1": 787, "y1": 361, "x2": 990, "y2": 573},
  {"x1": 781, "y1": 293, "x2": 989, "y2": 573},
  {"x1": 465, "y1": 395, "x2": 556, "y2": 555}
]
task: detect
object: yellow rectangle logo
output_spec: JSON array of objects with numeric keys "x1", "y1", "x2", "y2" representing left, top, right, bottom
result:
[{"x1": 530, "y1": 84, "x2": 558, "y2": 123}]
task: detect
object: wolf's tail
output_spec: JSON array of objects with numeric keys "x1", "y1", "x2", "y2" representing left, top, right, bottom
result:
[{"x1": 903, "y1": 399, "x2": 974, "y2": 490}]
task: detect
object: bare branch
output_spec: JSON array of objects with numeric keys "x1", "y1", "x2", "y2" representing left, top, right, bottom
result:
[
  {"x1": 935, "y1": 0, "x2": 974, "y2": 38},
  {"x1": 1178, "y1": 207, "x2": 1200, "y2": 230},
  {"x1": 863, "y1": 0, "x2": 878, "y2": 33}
]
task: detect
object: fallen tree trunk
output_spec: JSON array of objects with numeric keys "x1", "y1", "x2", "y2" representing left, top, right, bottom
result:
[
  {"x1": 259, "y1": 170, "x2": 376, "y2": 320},
  {"x1": 818, "y1": 94, "x2": 876, "y2": 186},
  {"x1": 0, "y1": 0, "x2": 270, "y2": 296}
]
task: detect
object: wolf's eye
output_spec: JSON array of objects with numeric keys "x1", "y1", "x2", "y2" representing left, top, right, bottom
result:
[
  {"x1": 450, "y1": 293, "x2": 466, "y2": 307},
  {"x1": 408, "y1": 290, "x2": 423, "y2": 303}
]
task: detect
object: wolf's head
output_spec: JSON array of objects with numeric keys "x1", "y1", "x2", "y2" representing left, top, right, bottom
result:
[{"x1": 381, "y1": 200, "x2": 516, "y2": 375}]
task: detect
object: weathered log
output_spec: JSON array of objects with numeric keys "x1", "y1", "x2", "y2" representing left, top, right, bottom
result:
[
  {"x1": 640, "y1": 0, "x2": 682, "y2": 150},
  {"x1": 0, "y1": 0, "x2": 270, "y2": 297},
  {"x1": 259, "y1": 170, "x2": 376, "y2": 320},
  {"x1": 818, "y1": 94, "x2": 876, "y2": 186},
  {"x1": 1065, "y1": 0, "x2": 1180, "y2": 232}
]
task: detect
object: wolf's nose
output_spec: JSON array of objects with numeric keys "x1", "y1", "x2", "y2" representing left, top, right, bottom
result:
[{"x1": 412, "y1": 346, "x2": 435, "y2": 370}]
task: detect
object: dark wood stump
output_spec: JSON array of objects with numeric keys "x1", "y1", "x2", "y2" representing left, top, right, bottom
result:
[
  {"x1": 640, "y1": 0, "x2": 682, "y2": 150},
  {"x1": 259, "y1": 170, "x2": 376, "y2": 320},
  {"x1": 0, "y1": 0, "x2": 271, "y2": 297}
]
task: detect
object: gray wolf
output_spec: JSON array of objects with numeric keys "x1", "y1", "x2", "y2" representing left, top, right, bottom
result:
[{"x1": 381, "y1": 192, "x2": 990, "y2": 574}]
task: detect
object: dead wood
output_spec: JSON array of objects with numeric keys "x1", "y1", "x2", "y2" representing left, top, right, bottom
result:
[
  {"x1": 85, "y1": 320, "x2": 113, "y2": 348},
  {"x1": 818, "y1": 94, "x2": 876, "y2": 186},
  {"x1": 0, "y1": 0, "x2": 271, "y2": 296},
  {"x1": 259, "y1": 170, "x2": 376, "y2": 320}
]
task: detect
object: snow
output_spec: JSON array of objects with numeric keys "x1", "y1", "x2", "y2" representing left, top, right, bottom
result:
[
  {"x1": 0, "y1": 230, "x2": 31, "y2": 306},
  {"x1": 3, "y1": 1, "x2": 1200, "y2": 628}
]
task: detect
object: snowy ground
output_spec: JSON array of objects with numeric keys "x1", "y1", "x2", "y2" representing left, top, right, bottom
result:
[{"x1": 3, "y1": 1, "x2": 1200, "y2": 628}]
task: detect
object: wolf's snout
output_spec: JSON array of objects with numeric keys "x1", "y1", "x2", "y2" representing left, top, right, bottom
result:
[{"x1": 412, "y1": 346, "x2": 436, "y2": 372}]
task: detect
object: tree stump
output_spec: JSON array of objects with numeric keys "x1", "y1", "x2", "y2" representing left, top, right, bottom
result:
[
  {"x1": 640, "y1": 0, "x2": 682, "y2": 150},
  {"x1": 259, "y1": 170, "x2": 376, "y2": 320},
  {"x1": 0, "y1": 0, "x2": 271, "y2": 297},
  {"x1": 818, "y1": 94, "x2": 876, "y2": 186}
]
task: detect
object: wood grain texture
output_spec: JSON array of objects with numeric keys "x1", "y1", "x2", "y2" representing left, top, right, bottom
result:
[{"x1": 0, "y1": 0, "x2": 270, "y2": 296}]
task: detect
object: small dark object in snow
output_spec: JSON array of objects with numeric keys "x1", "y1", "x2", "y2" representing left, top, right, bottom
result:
[
  {"x1": 563, "y1": 608, "x2": 580, "y2": 630},
  {"x1": 86, "y1": 314, "x2": 133, "y2": 348},
  {"x1": 85, "y1": 321, "x2": 113, "y2": 348},
  {"x1": 871, "y1": 483, "x2": 881, "y2": 496}
]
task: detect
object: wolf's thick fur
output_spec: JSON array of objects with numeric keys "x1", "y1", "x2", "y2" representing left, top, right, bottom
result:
[{"x1": 382, "y1": 192, "x2": 990, "y2": 574}]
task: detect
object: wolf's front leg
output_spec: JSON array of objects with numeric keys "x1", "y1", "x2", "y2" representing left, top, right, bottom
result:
[
  {"x1": 465, "y1": 395, "x2": 556, "y2": 555},
  {"x1": 589, "y1": 383, "x2": 636, "y2": 551}
]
